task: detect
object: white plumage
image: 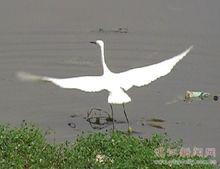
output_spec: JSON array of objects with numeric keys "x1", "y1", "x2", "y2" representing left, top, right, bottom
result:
[
  {"x1": 17, "y1": 40, "x2": 193, "y2": 104},
  {"x1": 17, "y1": 40, "x2": 193, "y2": 131}
]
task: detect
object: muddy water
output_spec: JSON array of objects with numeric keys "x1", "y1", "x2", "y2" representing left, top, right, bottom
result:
[{"x1": 0, "y1": 0, "x2": 219, "y2": 161}]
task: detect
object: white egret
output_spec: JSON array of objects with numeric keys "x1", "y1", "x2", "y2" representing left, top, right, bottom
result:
[{"x1": 17, "y1": 40, "x2": 193, "y2": 131}]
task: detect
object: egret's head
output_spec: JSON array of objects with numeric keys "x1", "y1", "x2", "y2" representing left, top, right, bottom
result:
[
  {"x1": 96, "y1": 40, "x2": 104, "y2": 46},
  {"x1": 90, "y1": 40, "x2": 104, "y2": 48}
]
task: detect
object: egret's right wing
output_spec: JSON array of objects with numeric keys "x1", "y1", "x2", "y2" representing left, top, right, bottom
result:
[{"x1": 17, "y1": 71, "x2": 105, "y2": 92}]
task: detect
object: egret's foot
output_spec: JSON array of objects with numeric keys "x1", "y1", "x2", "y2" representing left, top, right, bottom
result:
[{"x1": 128, "y1": 126, "x2": 133, "y2": 133}]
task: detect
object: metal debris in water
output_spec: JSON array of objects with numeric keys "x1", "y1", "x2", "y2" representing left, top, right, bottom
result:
[
  {"x1": 140, "y1": 117, "x2": 165, "y2": 130},
  {"x1": 68, "y1": 122, "x2": 76, "y2": 128},
  {"x1": 70, "y1": 114, "x2": 79, "y2": 118},
  {"x1": 147, "y1": 122, "x2": 165, "y2": 130},
  {"x1": 86, "y1": 108, "x2": 113, "y2": 130},
  {"x1": 146, "y1": 118, "x2": 166, "y2": 123},
  {"x1": 213, "y1": 95, "x2": 219, "y2": 101},
  {"x1": 93, "y1": 27, "x2": 128, "y2": 33}
]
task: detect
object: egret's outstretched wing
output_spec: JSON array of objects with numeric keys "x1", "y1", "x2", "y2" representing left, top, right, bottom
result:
[
  {"x1": 117, "y1": 46, "x2": 193, "y2": 91},
  {"x1": 17, "y1": 72, "x2": 105, "y2": 92},
  {"x1": 47, "y1": 76, "x2": 106, "y2": 92}
]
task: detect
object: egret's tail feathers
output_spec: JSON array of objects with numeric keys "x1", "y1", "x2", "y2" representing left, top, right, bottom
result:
[{"x1": 16, "y1": 71, "x2": 50, "y2": 82}]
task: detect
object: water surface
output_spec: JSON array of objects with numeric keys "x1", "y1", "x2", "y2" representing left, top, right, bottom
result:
[{"x1": 0, "y1": 0, "x2": 219, "y2": 161}]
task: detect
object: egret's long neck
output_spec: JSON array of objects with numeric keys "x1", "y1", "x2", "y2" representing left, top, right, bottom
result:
[{"x1": 100, "y1": 43, "x2": 111, "y2": 74}]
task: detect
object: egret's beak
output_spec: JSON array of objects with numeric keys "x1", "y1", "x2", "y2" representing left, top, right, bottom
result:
[{"x1": 90, "y1": 41, "x2": 97, "y2": 45}]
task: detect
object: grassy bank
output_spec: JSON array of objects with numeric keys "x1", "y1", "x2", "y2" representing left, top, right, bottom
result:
[{"x1": 0, "y1": 123, "x2": 216, "y2": 168}]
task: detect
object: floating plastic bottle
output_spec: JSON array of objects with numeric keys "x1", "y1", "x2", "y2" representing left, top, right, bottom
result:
[{"x1": 184, "y1": 90, "x2": 218, "y2": 102}]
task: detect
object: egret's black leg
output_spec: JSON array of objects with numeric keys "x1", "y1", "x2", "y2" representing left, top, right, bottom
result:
[
  {"x1": 110, "y1": 104, "x2": 115, "y2": 131},
  {"x1": 122, "y1": 103, "x2": 130, "y2": 129}
]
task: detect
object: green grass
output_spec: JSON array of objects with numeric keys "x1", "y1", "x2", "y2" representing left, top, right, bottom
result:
[{"x1": 0, "y1": 123, "x2": 217, "y2": 169}]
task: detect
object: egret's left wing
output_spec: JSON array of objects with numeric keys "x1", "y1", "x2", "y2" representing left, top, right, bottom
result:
[{"x1": 117, "y1": 46, "x2": 193, "y2": 91}]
